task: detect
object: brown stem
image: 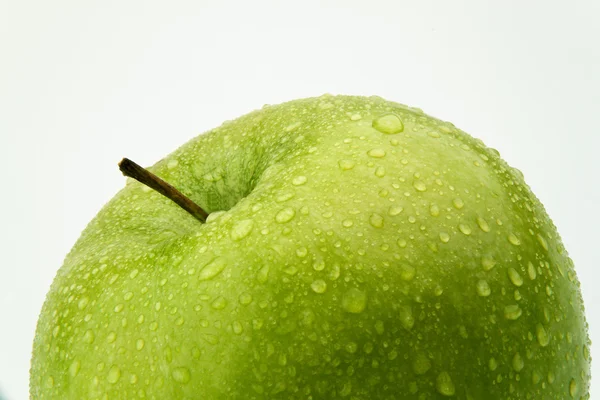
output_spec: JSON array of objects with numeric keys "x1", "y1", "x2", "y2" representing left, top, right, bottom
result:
[{"x1": 118, "y1": 158, "x2": 208, "y2": 223}]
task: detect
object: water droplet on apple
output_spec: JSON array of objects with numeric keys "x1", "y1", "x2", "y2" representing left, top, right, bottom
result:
[
  {"x1": 107, "y1": 365, "x2": 121, "y2": 384},
  {"x1": 452, "y1": 198, "x2": 464, "y2": 209},
  {"x1": 239, "y1": 292, "x2": 253, "y2": 305},
  {"x1": 504, "y1": 304, "x2": 522, "y2": 320},
  {"x1": 106, "y1": 331, "x2": 117, "y2": 343},
  {"x1": 439, "y1": 232, "x2": 450, "y2": 243},
  {"x1": 375, "y1": 166, "x2": 386, "y2": 177},
  {"x1": 211, "y1": 296, "x2": 227, "y2": 310},
  {"x1": 476, "y1": 280, "x2": 491, "y2": 297},
  {"x1": 78, "y1": 296, "x2": 90, "y2": 310},
  {"x1": 275, "y1": 207, "x2": 296, "y2": 223},
  {"x1": 512, "y1": 352, "x2": 524, "y2": 372},
  {"x1": 388, "y1": 205, "x2": 403, "y2": 216},
  {"x1": 172, "y1": 367, "x2": 191, "y2": 384},
  {"x1": 508, "y1": 268, "x2": 524, "y2": 287},
  {"x1": 413, "y1": 181, "x2": 427, "y2": 192},
  {"x1": 338, "y1": 160, "x2": 355, "y2": 170},
  {"x1": 400, "y1": 264, "x2": 416, "y2": 281},
  {"x1": 257, "y1": 265, "x2": 269, "y2": 283},
  {"x1": 114, "y1": 304, "x2": 124, "y2": 313},
  {"x1": 527, "y1": 261, "x2": 537, "y2": 280},
  {"x1": 311, "y1": 279, "x2": 327, "y2": 293},
  {"x1": 569, "y1": 378, "x2": 578, "y2": 397},
  {"x1": 135, "y1": 338, "x2": 144, "y2": 350},
  {"x1": 367, "y1": 148, "x2": 386, "y2": 158},
  {"x1": 429, "y1": 204, "x2": 440, "y2": 217},
  {"x1": 83, "y1": 329, "x2": 95, "y2": 344},
  {"x1": 412, "y1": 353, "x2": 431, "y2": 375},
  {"x1": 399, "y1": 305, "x2": 415, "y2": 330},
  {"x1": 481, "y1": 255, "x2": 496, "y2": 271},
  {"x1": 69, "y1": 360, "x2": 81, "y2": 377},
  {"x1": 292, "y1": 175, "x2": 307, "y2": 185},
  {"x1": 231, "y1": 219, "x2": 254, "y2": 241},
  {"x1": 369, "y1": 213, "x2": 384, "y2": 228},
  {"x1": 342, "y1": 219, "x2": 354, "y2": 228},
  {"x1": 508, "y1": 232, "x2": 521, "y2": 246},
  {"x1": 397, "y1": 238, "x2": 407, "y2": 248},
  {"x1": 198, "y1": 258, "x2": 227, "y2": 281},
  {"x1": 313, "y1": 259, "x2": 325, "y2": 271},
  {"x1": 458, "y1": 223, "x2": 472, "y2": 235},
  {"x1": 427, "y1": 131, "x2": 441, "y2": 138},
  {"x1": 536, "y1": 324, "x2": 550, "y2": 347},
  {"x1": 372, "y1": 113, "x2": 404, "y2": 134},
  {"x1": 233, "y1": 321, "x2": 243, "y2": 335},
  {"x1": 488, "y1": 357, "x2": 498, "y2": 371},
  {"x1": 476, "y1": 217, "x2": 490, "y2": 232},
  {"x1": 342, "y1": 288, "x2": 367, "y2": 313},
  {"x1": 44, "y1": 376, "x2": 54, "y2": 388},
  {"x1": 436, "y1": 371, "x2": 455, "y2": 396}
]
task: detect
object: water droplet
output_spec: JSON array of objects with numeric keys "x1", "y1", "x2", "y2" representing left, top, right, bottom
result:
[
  {"x1": 107, "y1": 365, "x2": 121, "y2": 384},
  {"x1": 439, "y1": 232, "x2": 450, "y2": 243},
  {"x1": 198, "y1": 258, "x2": 227, "y2": 281},
  {"x1": 257, "y1": 265, "x2": 270, "y2": 283},
  {"x1": 349, "y1": 113, "x2": 362, "y2": 121},
  {"x1": 375, "y1": 320, "x2": 385, "y2": 334},
  {"x1": 452, "y1": 198, "x2": 464, "y2": 209},
  {"x1": 275, "y1": 207, "x2": 296, "y2": 223},
  {"x1": 399, "y1": 305, "x2": 414, "y2": 330},
  {"x1": 527, "y1": 262, "x2": 537, "y2": 280},
  {"x1": 124, "y1": 292, "x2": 134, "y2": 301},
  {"x1": 231, "y1": 219, "x2": 254, "y2": 241},
  {"x1": 114, "y1": 304, "x2": 124, "y2": 313},
  {"x1": 369, "y1": 213, "x2": 384, "y2": 228},
  {"x1": 342, "y1": 288, "x2": 367, "y2": 313},
  {"x1": 83, "y1": 329, "x2": 95, "y2": 344},
  {"x1": 239, "y1": 292, "x2": 253, "y2": 305},
  {"x1": 436, "y1": 371, "x2": 456, "y2": 396},
  {"x1": 338, "y1": 160, "x2": 355, "y2": 170},
  {"x1": 342, "y1": 219, "x2": 354, "y2": 228},
  {"x1": 481, "y1": 255, "x2": 496, "y2": 271},
  {"x1": 476, "y1": 280, "x2": 491, "y2": 297},
  {"x1": 172, "y1": 367, "x2": 191, "y2": 384},
  {"x1": 44, "y1": 376, "x2": 54, "y2": 388},
  {"x1": 292, "y1": 175, "x2": 307, "y2": 186},
  {"x1": 512, "y1": 352, "x2": 524, "y2": 372},
  {"x1": 166, "y1": 159, "x2": 179, "y2": 169},
  {"x1": 345, "y1": 342, "x2": 358, "y2": 353},
  {"x1": 430, "y1": 204, "x2": 440, "y2": 217},
  {"x1": 476, "y1": 217, "x2": 490, "y2": 232},
  {"x1": 427, "y1": 131, "x2": 441, "y2": 138},
  {"x1": 537, "y1": 234, "x2": 549, "y2": 251},
  {"x1": 69, "y1": 360, "x2": 81, "y2": 377},
  {"x1": 78, "y1": 296, "x2": 90, "y2": 310},
  {"x1": 372, "y1": 113, "x2": 404, "y2": 134},
  {"x1": 458, "y1": 223, "x2": 472, "y2": 235},
  {"x1": 129, "y1": 269, "x2": 139, "y2": 279},
  {"x1": 504, "y1": 304, "x2": 522, "y2": 320},
  {"x1": 569, "y1": 378, "x2": 578, "y2": 397},
  {"x1": 313, "y1": 260, "x2": 325, "y2": 271},
  {"x1": 388, "y1": 205, "x2": 403, "y2": 216},
  {"x1": 106, "y1": 331, "x2": 117, "y2": 343},
  {"x1": 233, "y1": 321, "x2": 243, "y2": 335},
  {"x1": 413, "y1": 181, "x2": 427, "y2": 192},
  {"x1": 488, "y1": 357, "x2": 498, "y2": 371},
  {"x1": 412, "y1": 353, "x2": 431, "y2": 375},
  {"x1": 311, "y1": 279, "x2": 327, "y2": 293},
  {"x1": 536, "y1": 324, "x2": 550, "y2": 347},
  {"x1": 400, "y1": 264, "x2": 416, "y2": 281},
  {"x1": 367, "y1": 148, "x2": 386, "y2": 158},
  {"x1": 205, "y1": 294, "x2": 227, "y2": 310},
  {"x1": 375, "y1": 166, "x2": 386, "y2": 177},
  {"x1": 508, "y1": 233, "x2": 521, "y2": 246},
  {"x1": 508, "y1": 268, "x2": 524, "y2": 287},
  {"x1": 397, "y1": 238, "x2": 407, "y2": 248}
]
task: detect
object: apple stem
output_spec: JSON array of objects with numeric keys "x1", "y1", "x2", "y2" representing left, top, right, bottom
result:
[{"x1": 118, "y1": 158, "x2": 209, "y2": 223}]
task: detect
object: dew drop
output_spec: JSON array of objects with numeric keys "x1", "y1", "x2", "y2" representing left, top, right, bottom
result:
[
  {"x1": 107, "y1": 365, "x2": 121, "y2": 384},
  {"x1": 527, "y1": 262, "x2": 537, "y2": 280},
  {"x1": 275, "y1": 208, "x2": 296, "y2": 223},
  {"x1": 476, "y1": 217, "x2": 490, "y2": 232},
  {"x1": 69, "y1": 360, "x2": 81, "y2": 377},
  {"x1": 458, "y1": 223, "x2": 472, "y2": 235},
  {"x1": 536, "y1": 324, "x2": 550, "y2": 347},
  {"x1": 172, "y1": 367, "x2": 191, "y2": 384},
  {"x1": 311, "y1": 279, "x2": 327, "y2": 294},
  {"x1": 106, "y1": 332, "x2": 117, "y2": 343},
  {"x1": 342, "y1": 288, "x2": 367, "y2": 313},
  {"x1": 367, "y1": 148, "x2": 386, "y2": 158},
  {"x1": 452, "y1": 198, "x2": 464, "y2": 209},
  {"x1": 570, "y1": 378, "x2": 578, "y2": 397},
  {"x1": 198, "y1": 258, "x2": 227, "y2": 281},
  {"x1": 375, "y1": 320, "x2": 385, "y2": 334},
  {"x1": 342, "y1": 219, "x2": 354, "y2": 228},
  {"x1": 257, "y1": 265, "x2": 270, "y2": 283},
  {"x1": 512, "y1": 352, "x2": 524, "y2": 372},
  {"x1": 537, "y1": 234, "x2": 549, "y2": 251},
  {"x1": 231, "y1": 219, "x2": 254, "y2": 241},
  {"x1": 481, "y1": 255, "x2": 496, "y2": 271},
  {"x1": 83, "y1": 329, "x2": 95, "y2": 344},
  {"x1": 476, "y1": 280, "x2": 491, "y2": 297},
  {"x1": 429, "y1": 204, "x2": 440, "y2": 217},
  {"x1": 292, "y1": 176, "x2": 307, "y2": 186},
  {"x1": 372, "y1": 113, "x2": 404, "y2": 134},
  {"x1": 78, "y1": 296, "x2": 90, "y2": 310},
  {"x1": 313, "y1": 260, "x2": 325, "y2": 271},
  {"x1": 399, "y1": 264, "x2": 416, "y2": 281},
  {"x1": 233, "y1": 321, "x2": 243, "y2": 335},
  {"x1": 504, "y1": 304, "x2": 522, "y2": 320},
  {"x1": 399, "y1": 305, "x2": 415, "y2": 330},
  {"x1": 44, "y1": 376, "x2": 54, "y2": 388},
  {"x1": 136, "y1": 339, "x2": 145, "y2": 351},
  {"x1": 508, "y1": 233, "x2": 521, "y2": 246},
  {"x1": 508, "y1": 268, "x2": 524, "y2": 287},
  {"x1": 338, "y1": 160, "x2": 355, "y2": 170},
  {"x1": 211, "y1": 296, "x2": 227, "y2": 310},
  {"x1": 388, "y1": 206, "x2": 403, "y2": 216},
  {"x1": 488, "y1": 357, "x2": 498, "y2": 371},
  {"x1": 412, "y1": 353, "x2": 431, "y2": 375},
  {"x1": 369, "y1": 213, "x2": 384, "y2": 228},
  {"x1": 436, "y1": 371, "x2": 456, "y2": 396},
  {"x1": 439, "y1": 232, "x2": 450, "y2": 243},
  {"x1": 239, "y1": 292, "x2": 253, "y2": 305},
  {"x1": 375, "y1": 166, "x2": 386, "y2": 177},
  {"x1": 413, "y1": 181, "x2": 427, "y2": 192},
  {"x1": 397, "y1": 238, "x2": 407, "y2": 248}
]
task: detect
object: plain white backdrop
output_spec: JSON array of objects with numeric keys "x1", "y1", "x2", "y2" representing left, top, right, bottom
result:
[{"x1": 1, "y1": 1, "x2": 599, "y2": 398}]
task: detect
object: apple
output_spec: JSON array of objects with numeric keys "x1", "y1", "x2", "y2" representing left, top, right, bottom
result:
[{"x1": 31, "y1": 95, "x2": 590, "y2": 399}]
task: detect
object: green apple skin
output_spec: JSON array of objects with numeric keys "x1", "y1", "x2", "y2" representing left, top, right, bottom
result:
[{"x1": 31, "y1": 95, "x2": 590, "y2": 399}]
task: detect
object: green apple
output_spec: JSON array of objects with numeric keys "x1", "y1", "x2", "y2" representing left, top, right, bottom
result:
[{"x1": 31, "y1": 95, "x2": 590, "y2": 399}]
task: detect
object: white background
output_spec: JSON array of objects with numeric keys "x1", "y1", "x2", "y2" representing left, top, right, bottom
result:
[{"x1": 1, "y1": 1, "x2": 599, "y2": 399}]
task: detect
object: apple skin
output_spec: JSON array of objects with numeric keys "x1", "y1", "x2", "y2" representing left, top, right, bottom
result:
[{"x1": 31, "y1": 95, "x2": 590, "y2": 399}]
